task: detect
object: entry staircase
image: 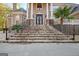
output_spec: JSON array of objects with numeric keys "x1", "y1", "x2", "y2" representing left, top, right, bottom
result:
[{"x1": 8, "y1": 25, "x2": 72, "y2": 43}]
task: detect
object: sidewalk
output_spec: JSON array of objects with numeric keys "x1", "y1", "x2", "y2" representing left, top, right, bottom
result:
[
  {"x1": 0, "y1": 43, "x2": 79, "y2": 56},
  {"x1": 0, "y1": 31, "x2": 6, "y2": 41}
]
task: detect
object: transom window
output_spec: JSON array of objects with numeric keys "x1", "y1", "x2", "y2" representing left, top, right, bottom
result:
[{"x1": 37, "y1": 3, "x2": 42, "y2": 8}]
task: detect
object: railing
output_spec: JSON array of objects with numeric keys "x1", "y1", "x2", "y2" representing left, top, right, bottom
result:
[
  {"x1": 53, "y1": 24, "x2": 79, "y2": 35},
  {"x1": 53, "y1": 19, "x2": 79, "y2": 24}
]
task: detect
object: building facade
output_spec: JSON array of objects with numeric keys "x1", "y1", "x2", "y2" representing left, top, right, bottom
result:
[
  {"x1": 7, "y1": 3, "x2": 26, "y2": 28},
  {"x1": 7, "y1": 3, "x2": 79, "y2": 28},
  {"x1": 26, "y1": 3, "x2": 53, "y2": 26},
  {"x1": 7, "y1": 3, "x2": 54, "y2": 28}
]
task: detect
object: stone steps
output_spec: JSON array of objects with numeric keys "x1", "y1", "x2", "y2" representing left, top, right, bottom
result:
[
  {"x1": 8, "y1": 25, "x2": 72, "y2": 41},
  {"x1": 10, "y1": 34, "x2": 70, "y2": 37},
  {"x1": 6, "y1": 40, "x2": 74, "y2": 43},
  {"x1": 9, "y1": 34, "x2": 72, "y2": 40}
]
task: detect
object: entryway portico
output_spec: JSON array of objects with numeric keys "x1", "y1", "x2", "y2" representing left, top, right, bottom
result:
[{"x1": 26, "y1": 3, "x2": 53, "y2": 26}]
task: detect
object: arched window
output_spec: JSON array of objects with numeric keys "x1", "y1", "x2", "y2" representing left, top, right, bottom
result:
[{"x1": 37, "y1": 3, "x2": 42, "y2": 8}]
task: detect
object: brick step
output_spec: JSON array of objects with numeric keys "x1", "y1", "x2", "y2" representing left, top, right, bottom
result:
[
  {"x1": 13, "y1": 33, "x2": 63, "y2": 35},
  {"x1": 9, "y1": 35, "x2": 72, "y2": 40},
  {"x1": 8, "y1": 37, "x2": 72, "y2": 40},
  {"x1": 22, "y1": 30, "x2": 57, "y2": 33},
  {"x1": 10, "y1": 33, "x2": 64, "y2": 36},
  {"x1": 10, "y1": 35, "x2": 70, "y2": 37},
  {"x1": 7, "y1": 40, "x2": 74, "y2": 43}
]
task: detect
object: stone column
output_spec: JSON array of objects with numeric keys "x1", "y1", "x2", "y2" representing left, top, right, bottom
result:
[
  {"x1": 50, "y1": 3, "x2": 53, "y2": 19},
  {"x1": 30, "y1": 3, "x2": 33, "y2": 26},
  {"x1": 46, "y1": 3, "x2": 49, "y2": 25},
  {"x1": 50, "y1": 3, "x2": 54, "y2": 25},
  {"x1": 27, "y1": 3, "x2": 29, "y2": 19},
  {"x1": 26, "y1": 3, "x2": 31, "y2": 25},
  {"x1": 47, "y1": 3, "x2": 48, "y2": 19},
  {"x1": 31, "y1": 3, "x2": 33, "y2": 19}
]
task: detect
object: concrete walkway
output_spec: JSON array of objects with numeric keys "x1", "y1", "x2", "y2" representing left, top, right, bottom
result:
[
  {"x1": 0, "y1": 43, "x2": 79, "y2": 56},
  {"x1": 0, "y1": 31, "x2": 5, "y2": 41}
]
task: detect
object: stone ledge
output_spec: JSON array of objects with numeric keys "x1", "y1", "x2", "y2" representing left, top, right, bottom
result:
[{"x1": 0, "y1": 40, "x2": 79, "y2": 43}]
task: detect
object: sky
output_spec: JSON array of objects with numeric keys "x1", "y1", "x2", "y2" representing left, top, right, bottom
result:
[
  {"x1": 5, "y1": 3, "x2": 59, "y2": 11},
  {"x1": 1, "y1": 0, "x2": 79, "y2": 3},
  {"x1": 5, "y1": 3, "x2": 27, "y2": 10},
  {"x1": 19, "y1": 3, "x2": 27, "y2": 10}
]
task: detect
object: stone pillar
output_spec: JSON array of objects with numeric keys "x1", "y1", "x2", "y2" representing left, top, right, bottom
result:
[
  {"x1": 46, "y1": 3, "x2": 49, "y2": 25},
  {"x1": 27, "y1": 3, "x2": 29, "y2": 19},
  {"x1": 26, "y1": 3, "x2": 30, "y2": 25},
  {"x1": 31, "y1": 3, "x2": 33, "y2": 19},
  {"x1": 50, "y1": 3, "x2": 53, "y2": 19},
  {"x1": 30, "y1": 3, "x2": 34, "y2": 26},
  {"x1": 46, "y1": 3, "x2": 49, "y2": 19},
  {"x1": 47, "y1": 3, "x2": 54, "y2": 25}
]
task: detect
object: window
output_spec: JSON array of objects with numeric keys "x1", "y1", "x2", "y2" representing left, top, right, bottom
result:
[{"x1": 37, "y1": 3, "x2": 42, "y2": 8}]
